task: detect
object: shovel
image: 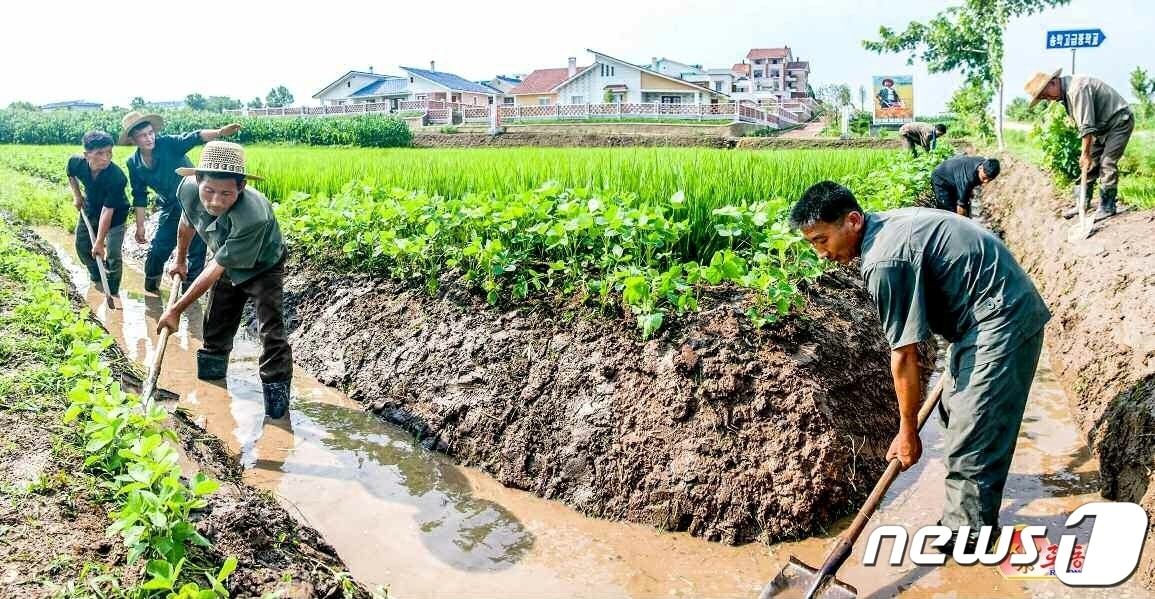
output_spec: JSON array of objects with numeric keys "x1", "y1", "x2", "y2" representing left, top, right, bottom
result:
[
  {"x1": 1069, "y1": 164, "x2": 1095, "y2": 241},
  {"x1": 140, "y1": 272, "x2": 185, "y2": 411},
  {"x1": 78, "y1": 208, "x2": 116, "y2": 310},
  {"x1": 760, "y1": 375, "x2": 946, "y2": 599}
]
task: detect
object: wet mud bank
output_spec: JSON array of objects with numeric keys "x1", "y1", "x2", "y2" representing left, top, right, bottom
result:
[
  {"x1": 10, "y1": 225, "x2": 373, "y2": 599},
  {"x1": 981, "y1": 155, "x2": 1155, "y2": 587},
  {"x1": 283, "y1": 264, "x2": 932, "y2": 545}
]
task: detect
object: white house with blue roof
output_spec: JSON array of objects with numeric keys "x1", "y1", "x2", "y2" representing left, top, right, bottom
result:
[
  {"x1": 399, "y1": 63, "x2": 501, "y2": 106},
  {"x1": 312, "y1": 63, "x2": 502, "y2": 108}
]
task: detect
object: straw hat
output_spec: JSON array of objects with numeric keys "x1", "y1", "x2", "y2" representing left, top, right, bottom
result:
[
  {"x1": 175, "y1": 141, "x2": 263, "y2": 181},
  {"x1": 1024, "y1": 68, "x2": 1063, "y2": 107},
  {"x1": 119, "y1": 111, "x2": 164, "y2": 145}
]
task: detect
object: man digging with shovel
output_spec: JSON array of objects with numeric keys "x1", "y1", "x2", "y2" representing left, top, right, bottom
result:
[
  {"x1": 770, "y1": 182, "x2": 1052, "y2": 597},
  {"x1": 1024, "y1": 68, "x2": 1134, "y2": 221},
  {"x1": 154, "y1": 141, "x2": 292, "y2": 419}
]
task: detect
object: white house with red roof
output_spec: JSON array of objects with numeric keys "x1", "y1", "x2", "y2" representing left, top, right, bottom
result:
[{"x1": 730, "y1": 47, "x2": 810, "y2": 104}]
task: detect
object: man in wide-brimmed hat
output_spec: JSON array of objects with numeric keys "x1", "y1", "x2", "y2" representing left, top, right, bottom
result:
[
  {"x1": 1024, "y1": 68, "x2": 1133, "y2": 219},
  {"x1": 121, "y1": 110, "x2": 241, "y2": 293},
  {"x1": 878, "y1": 77, "x2": 903, "y2": 109},
  {"x1": 155, "y1": 141, "x2": 293, "y2": 419}
]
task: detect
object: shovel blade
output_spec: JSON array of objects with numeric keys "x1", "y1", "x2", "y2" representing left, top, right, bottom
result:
[{"x1": 759, "y1": 556, "x2": 858, "y2": 599}]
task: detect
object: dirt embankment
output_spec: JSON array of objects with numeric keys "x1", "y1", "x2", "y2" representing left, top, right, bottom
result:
[
  {"x1": 2, "y1": 227, "x2": 373, "y2": 599},
  {"x1": 981, "y1": 155, "x2": 1155, "y2": 586},
  {"x1": 282, "y1": 265, "x2": 934, "y2": 545}
]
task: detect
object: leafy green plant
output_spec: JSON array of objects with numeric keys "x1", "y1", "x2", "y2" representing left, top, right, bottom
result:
[{"x1": 1033, "y1": 101, "x2": 1080, "y2": 183}]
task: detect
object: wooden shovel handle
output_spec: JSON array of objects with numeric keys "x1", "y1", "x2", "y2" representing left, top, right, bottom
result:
[{"x1": 839, "y1": 374, "x2": 946, "y2": 545}]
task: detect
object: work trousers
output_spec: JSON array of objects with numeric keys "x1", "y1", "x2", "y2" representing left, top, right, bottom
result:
[{"x1": 200, "y1": 255, "x2": 293, "y2": 384}]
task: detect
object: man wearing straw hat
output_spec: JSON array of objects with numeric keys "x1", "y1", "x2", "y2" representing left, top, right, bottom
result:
[
  {"x1": 1024, "y1": 68, "x2": 1133, "y2": 219},
  {"x1": 67, "y1": 130, "x2": 129, "y2": 296},
  {"x1": 121, "y1": 111, "x2": 241, "y2": 293},
  {"x1": 155, "y1": 141, "x2": 292, "y2": 419}
]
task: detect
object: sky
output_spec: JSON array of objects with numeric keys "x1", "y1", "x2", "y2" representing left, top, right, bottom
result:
[{"x1": 2, "y1": 0, "x2": 1147, "y2": 115}]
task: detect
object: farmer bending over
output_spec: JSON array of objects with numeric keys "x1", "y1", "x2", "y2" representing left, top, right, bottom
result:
[
  {"x1": 68, "y1": 130, "x2": 129, "y2": 296},
  {"x1": 789, "y1": 182, "x2": 1051, "y2": 553},
  {"x1": 155, "y1": 141, "x2": 293, "y2": 419},
  {"x1": 898, "y1": 121, "x2": 946, "y2": 157},
  {"x1": 930, "y1": 156, "x2": 1000, "y2": 218}
]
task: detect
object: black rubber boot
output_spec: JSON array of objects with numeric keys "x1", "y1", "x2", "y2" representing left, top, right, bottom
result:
[
  {"x1": 196, "y1": 350, "x2": 228, "y2": 380},
  {"x1": 1063, "y1": 181, "x2": 1097, "y2": 219},
  {"x1": 1095, "y1": 187, "x2": 1118, "y2": 220},
  {"x1": 262, "y1": 380, "x2": 291, "y2": 419},
  {"x1": 144, "y1": 276, "x2": 161, "y2": 294}
]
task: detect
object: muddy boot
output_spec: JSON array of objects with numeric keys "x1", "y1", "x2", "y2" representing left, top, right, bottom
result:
[
  {"x1": 144, "y1": 275, "x2": 161, "y2": 294},
  {"x1": 1094, "y1": 188, "x2": 1118, "y2": 220},
  {"x1": 262, "y1": 380, "x2": 291, "y2": 419},
  {"x1": 196, "y1": 350, "x2": 228, "y2": 380}
]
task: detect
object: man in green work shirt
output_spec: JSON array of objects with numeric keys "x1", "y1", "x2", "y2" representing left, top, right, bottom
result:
[
  {"x1": 789, "y1": 181, "x2": 1052, "y2": 554},
  {"x1": 155, "y1": 141, "x2": 292, "y2": 419},
  {"x1": 121, "y1": 111, "x2": 242, "y2": 293},
  {"x1": 1025, "y1": 68, "x2": 1133, "y2": 219}
]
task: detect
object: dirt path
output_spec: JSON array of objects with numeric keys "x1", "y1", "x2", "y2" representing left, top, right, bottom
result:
[
  {"x1": 982, "y1": 154, "x2": 1155, "y2": 588},
  {"x1": 780, "y1": 117, "x2": 827, "y2": 138}
]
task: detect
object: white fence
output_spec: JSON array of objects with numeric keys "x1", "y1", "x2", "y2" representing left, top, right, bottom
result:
[{"x1": 227, "y1": 98, "x2": 818, "y2": 129}]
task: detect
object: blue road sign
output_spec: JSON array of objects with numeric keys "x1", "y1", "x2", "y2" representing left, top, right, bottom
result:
[{"x1": 1046, "y1": 29, "x2": 1106, "y2": 49}]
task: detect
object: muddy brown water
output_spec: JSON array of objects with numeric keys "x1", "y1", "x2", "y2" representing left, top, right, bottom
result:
[{"x1": 35, "y1": 225, "x2": 1152, "y2": 598}]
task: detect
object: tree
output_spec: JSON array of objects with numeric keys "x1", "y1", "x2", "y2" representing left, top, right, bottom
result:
[
  {"x1": 863, "y1": 0, "x2": 1071, "y2": 150},
  {"x1": 1129, "y1": 66, "x2": 1154, "y2": 120},
  {"x1": 185, "y1": 93, "x2": 208, "y2": 111},
  {"x1": 7, "y1": 101, "x2": 37, "y2": 111},
  {"x1": 247, "y1": 97, "x2": 264, "y2": 109},
  {"x1": 266, "y1": 85, "x2": 294, "y2": 108},
  {"x1": 131, "y1": 97, "x2": 147, "y2": 110},
  {"x1": 205, "y1": 96, "x2": 242, "y2": 112},
  {"x1": 837, "y1": 84, "x2": 852, "y2": 108}
]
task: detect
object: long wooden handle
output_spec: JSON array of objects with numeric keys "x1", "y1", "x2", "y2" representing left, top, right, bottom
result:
[
  {"x1": 839, "y1": 374, "x2": 946, "y2": 545},
  {"x1": 140, "y1": 273, "x2": 184, "y2": 410},
  {"x1": 78, "y1": 208, "x2": 115, "y2": 310}
]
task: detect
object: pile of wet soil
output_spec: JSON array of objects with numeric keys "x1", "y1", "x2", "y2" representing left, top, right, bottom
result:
[
  {"x1": 283, "y1": 264, "x2": 934, "y2": 545},
  {"x1": 981, "y1": 155, "x2": 1155, "y2": 587}
]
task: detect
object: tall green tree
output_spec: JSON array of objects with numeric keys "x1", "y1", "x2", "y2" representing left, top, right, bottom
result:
[
  {"x1": 863, "y1": 0, "x2": 1071, "y2": 150},
  {"x1": 266, "y1": 85, "x2": 294, "y2": 108},
  {"x1": 130, "y1": 97, "x2": 147, "y2": 110},
  {"x1": 247, "y1": 97, "x2": 264, "y2": 109},
  {"x1": 1129, "y1": 66, "x2": 1154, "y2": 119},
  {"x1": 185, "y1": 93, "x2": 208, "y2": 111},
  {"x1": 7, "y1": 101, "x2": 37, "y2": 111}
]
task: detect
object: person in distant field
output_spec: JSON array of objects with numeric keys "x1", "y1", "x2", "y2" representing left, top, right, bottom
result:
[
  {"x1": 930, "y1": 156, "x2": 1000, "y2": 218},
  {"x1": 156, "y1": 141, "x2": 293, "y2": 419},
  {"x1": 121, "y1": 111, "x2": 241, "y2": 293},
  {"x1": 899, "y1": 121, "x2": 947, "y2": 157},
  {"x1": 789, "y1": 181, "x2": 1051, "y2": 556},
  {"x1": 878, "y1": 78, "x2": 903, "y2": 109},
  {"x1": 1024, "y1": 68, "x2": 1133, "y2": 220},
  {"x1": 68, "y1": 130, "x2": 129, "y2": 296}
]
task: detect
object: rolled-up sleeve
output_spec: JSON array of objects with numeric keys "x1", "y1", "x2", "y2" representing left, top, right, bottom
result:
[
  {"x1": 129, "y1": 165, "x2": 149, "y2": 207},
  {"x1": 865, "y1": 259, "x2": 930, "y2": 349},
  {"x1": 214, "y1": 223, "x2": 266, "y2": 270}
]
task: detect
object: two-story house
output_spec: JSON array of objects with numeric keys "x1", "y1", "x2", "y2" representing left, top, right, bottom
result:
[{"x1": 731, "y1": 47, "x2": 810, "y2": 104}]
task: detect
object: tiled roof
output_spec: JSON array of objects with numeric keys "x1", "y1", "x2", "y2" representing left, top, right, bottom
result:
[
  {"x1": 350, "y1": 77, "x2": 409, "y2": 97},
  {"x1": 401, "y1": 67, "x2": 497, "y2": 94},
  {"x1": 509, "y1": 67, "x2": 577, "y2": 95},
  {"x1": 786, "y1": 61, "x2": 810, "y2": 70},
  {"x1": 746, "y1": 48, "x2": 790, "y2": 60},
  {"x1": 731, "y1": 63, "x2": 751, "y2": 76}
]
